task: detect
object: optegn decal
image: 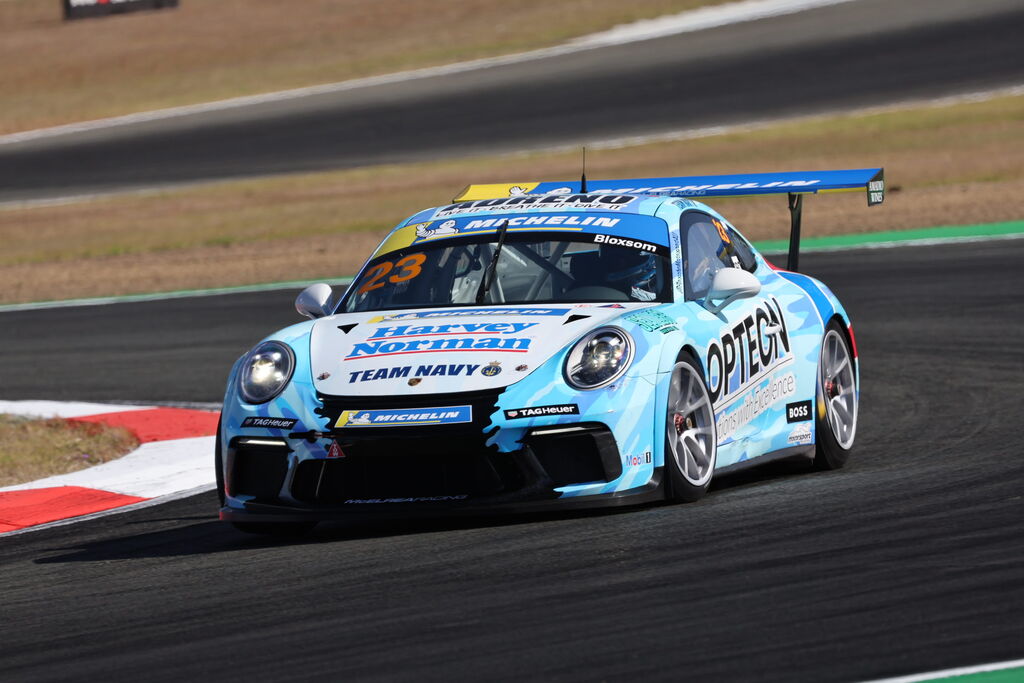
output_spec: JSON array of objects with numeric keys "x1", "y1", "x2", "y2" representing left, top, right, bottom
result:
[
  {"x1": 503, "y1": 404, "x2": 579, "y2": 419},
  {"x1": 345, "y1": 336, "x2": 531, "y2": 359},
  {"x1": 240, "y1": 417, "x2": 298, "y2": 429},
  {"x1": 717, "y1": 372, "x2": 797, "y2": 440},
  {"x1": 366, "y1": 322, "x2": 537, "y2": 339},
  {"x1": 624, "y1": 309, "x2": 678, "y2": 334},
  {"x1": 436, "y1": 194, "x2": 637, "y2": 217},
  {"x1": 335, "y1": 406, "x2": 472, "y2": 428},
  {"x1": 786, "y1": 400, "x2": 813, "y2": 423},
  {"x1": 367, "y1": 307, "x2": 570, "y2": 322},
  {"x1": 706, "y1": 296, "x2": 791, "y2": 405},
  {"x1": 348, "y1": 364, "x2": 482, "y2": 383}
]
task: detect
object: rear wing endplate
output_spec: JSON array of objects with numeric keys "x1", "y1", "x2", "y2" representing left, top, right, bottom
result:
[{"x1": 454, "y1": 168, "x2": 885, "y2": 272}]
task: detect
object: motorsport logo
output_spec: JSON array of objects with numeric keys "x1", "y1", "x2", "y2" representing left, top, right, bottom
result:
[
  {"x1": 367, "y1": 307, "x2": 570, "y2": 322},
  {"x1": 503, "y1": 404, "x2": 579, "y2": 419},
  {"x1": 346, "y1": 322, "x2": 537, "y2": 359},
  {"x1": 435, "y1": 194, "x2": 637, "y2": 217},
  {"x1": 240, "y1": 416, "x2": 298, "y2": 429},
  {"x1": 335, "y1": 406, "x2": 472, "y2": 428},
  {"x1": 788, "y1": 422, "x2": 813, "y2": 445}
]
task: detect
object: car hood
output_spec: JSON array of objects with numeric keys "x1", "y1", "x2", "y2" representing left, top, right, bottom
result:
[{"x1": 309, "y1": 304, "x2": 652, "y2": 396}]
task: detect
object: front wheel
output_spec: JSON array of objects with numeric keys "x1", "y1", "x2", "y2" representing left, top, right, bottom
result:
[
  {"x1": 814, "y1": 321, "x2": 858, "y2": 470},
  {"x1": 664, "y1": 355, "x2": 718, "y2": 502}
]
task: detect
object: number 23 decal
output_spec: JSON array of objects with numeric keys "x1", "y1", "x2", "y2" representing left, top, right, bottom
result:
[{"x1": 357, "y1": 253, "x2": 427, "y2": 294}]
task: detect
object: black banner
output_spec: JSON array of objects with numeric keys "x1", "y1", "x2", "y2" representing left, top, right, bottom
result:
[{"x1": 63, "y1": 0, "x2": 179, "y2": 21}]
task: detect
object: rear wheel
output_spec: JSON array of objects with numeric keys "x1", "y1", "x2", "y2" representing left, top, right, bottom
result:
[
  {"x1": 664, "y1": 355, "x2": 717, "y2": 502},
  {"x1": 814, "y1": 321, "x2": 858, "y2": 470}
]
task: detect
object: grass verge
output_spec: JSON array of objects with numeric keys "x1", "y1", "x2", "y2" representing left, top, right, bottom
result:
[
  {"x1": 0, "y1": 0, "x2": 728, "y2": 134},
  {"x1": 0, "y1": 415, "x2": 139, "y2": 488},
  {"x1": 1, "y1": 93, "x2": 1021, "y2": 305}
]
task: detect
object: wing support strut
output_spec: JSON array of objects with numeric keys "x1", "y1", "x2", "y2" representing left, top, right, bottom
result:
[{"x1": 787, "y1": 192, "x2": 803, "y2": 272}]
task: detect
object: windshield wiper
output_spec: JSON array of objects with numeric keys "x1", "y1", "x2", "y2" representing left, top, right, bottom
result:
[{"x1": 475, "y1": 219, "x2": 510, "y2": 304}]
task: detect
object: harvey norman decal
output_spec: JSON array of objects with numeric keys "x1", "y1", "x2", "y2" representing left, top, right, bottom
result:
[{"x1": 346, "y1": 322, "x2": 536, "y2": 360}]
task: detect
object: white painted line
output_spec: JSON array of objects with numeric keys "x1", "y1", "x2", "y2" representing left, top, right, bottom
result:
[
  {"x1": 0, "y1": 436, "x2": 216, "y2": 498},
  {"x1": 865, "y1": 657, "x2": 1024, "y2": 682},
  {"x1": 569, "y1": 0, "x2": 857, "y2": 48},
  {"x1": 0, "y1": 400, "x2": 148, "y2": 419},
  {"x1": 4, "y1": 82, "x2": 1020, "y2": 215},
  {"x1": 0, "y1": 0, "x2": 857, "y2": 146},
  {"x1": 0, "y1": 277, "x2": 353, "y2": 313}
]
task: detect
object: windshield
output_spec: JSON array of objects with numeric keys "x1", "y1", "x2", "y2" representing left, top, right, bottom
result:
[{"x1": 342, "y1": 232, "x2": 672, "y2": 313}]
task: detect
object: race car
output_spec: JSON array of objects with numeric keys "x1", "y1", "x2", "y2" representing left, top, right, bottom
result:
[{"x1": 217, "y1": 168, "x2": 884, "y2": 533}]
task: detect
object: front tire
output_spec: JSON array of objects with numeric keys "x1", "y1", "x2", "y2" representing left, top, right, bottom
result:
[
  {"x1": 814, "y1": 321, "x2": 858, "y2": 470},
  {"x1": 215, "y1": 416, "x2": 225, "y2": 507},
  {"x1": 664, "y1": 355, "x2": 718, "y2": 502}
]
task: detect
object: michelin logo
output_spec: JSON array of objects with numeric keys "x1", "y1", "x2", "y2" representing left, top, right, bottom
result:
[
  {"x1": 335, "y1": 406, "x2": 472, "y2": 428},
  {"x1": 416, "y1": 220, "x2": 458, "y2": 239}
]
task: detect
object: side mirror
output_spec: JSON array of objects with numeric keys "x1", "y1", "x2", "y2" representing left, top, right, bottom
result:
[
  {"x1": 705, "y1": 268, "x2": 761, "y2": 314},
  {"x1": 295, "y1": 283, "x2": 334, "y2": 319}
]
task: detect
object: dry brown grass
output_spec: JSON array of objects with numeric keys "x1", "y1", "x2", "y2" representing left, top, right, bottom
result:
[
  {"x1": 1, "y1": 94, "x2": 1021, "y2": 304},
  {"x1": 0, "y1": 414, "x2": 139, "y2": 487},
  {"x1": 0, "y1": 0, "x2": 728, "y2": 134}
]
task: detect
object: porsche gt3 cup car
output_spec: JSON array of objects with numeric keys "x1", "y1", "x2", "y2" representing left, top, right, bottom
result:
[{"x1": 217, "y1": 168, "x2": 883, "y2": 533}]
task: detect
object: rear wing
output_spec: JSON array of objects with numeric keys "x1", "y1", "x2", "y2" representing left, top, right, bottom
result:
[{"x1": 454, "y1": 168, "x2": 885, "y2": 271}]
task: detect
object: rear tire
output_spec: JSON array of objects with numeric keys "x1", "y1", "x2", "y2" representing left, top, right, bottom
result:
[
  {"x1": 664, "y1": 354, "x2": 717, "y2": 502},
  {"x1": 814, "y1": 321, "x2": 858, "y2": 470}
]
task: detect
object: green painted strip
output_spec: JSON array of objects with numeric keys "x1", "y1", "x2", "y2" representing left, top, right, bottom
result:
[
  {"x1": 0, "y1": 277, "x2": 353, "y2": 313},
  {"x1": 2, "y1": 220, "x2": 1022, "y2": 312},
  {"x1": 753, "y1": 219, "x2": 1024, "y2": 253},
  {"x1": 928, "y1": 667, "x2": 1024, "y2": 682}
]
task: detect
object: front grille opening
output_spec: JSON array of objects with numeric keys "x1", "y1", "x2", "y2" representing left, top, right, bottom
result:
[
  {"x1": 526, "y1": 425, "x2": 621, "y2": 487},
  {"x1": 228, "y1": 443, "x2": 289, "y2": 501},
  {"x1": 291, "y1": 449, "x2": 526, "y2": 504}
]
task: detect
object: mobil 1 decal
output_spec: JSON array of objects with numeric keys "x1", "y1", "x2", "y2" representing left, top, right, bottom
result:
[{"x1": 706, "y1": 297, "x2": 799, "y2": 440}]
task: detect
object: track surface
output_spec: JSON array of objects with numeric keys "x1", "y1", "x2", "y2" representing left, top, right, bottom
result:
[
  {"x1": 2, "y1": 0, "x2": 1023, "y2": 202},
  {"x1": 2, "y1": 239, "x2": 1022, "y2": 681}
]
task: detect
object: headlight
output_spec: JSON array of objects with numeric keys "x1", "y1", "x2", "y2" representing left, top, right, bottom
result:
[
  {"x1": 564, "y1": 327, "x2": 634, "y2": 390},
  {"x1": 238, "y1": 341, "x2": 295, "y2": 404}
]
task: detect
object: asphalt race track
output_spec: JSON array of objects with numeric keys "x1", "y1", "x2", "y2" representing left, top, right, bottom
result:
[
  {"x1": 2, "y1": 239, "x2": 1022, "y2": 681},
  {"x1": 2, "y1": 0, "x2": 1024, "y2": 202}
]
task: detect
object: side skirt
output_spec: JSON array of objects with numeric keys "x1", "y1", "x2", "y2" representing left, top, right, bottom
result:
[{"x1": 715, "y1": 444, "x2": 815, "y2": 476}]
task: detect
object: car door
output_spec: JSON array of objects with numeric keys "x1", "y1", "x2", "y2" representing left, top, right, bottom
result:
[
  {"x1": 678, "y1": 210, "x2": 775, "y2": 466},
  {"x1": 717, "y1": 216, "x2": 824, "y2": 460}
]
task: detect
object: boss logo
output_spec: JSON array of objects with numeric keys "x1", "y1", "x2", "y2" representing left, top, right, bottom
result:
[{"x1": 786, "y1": 400, "x2": 812, "y2": 423}]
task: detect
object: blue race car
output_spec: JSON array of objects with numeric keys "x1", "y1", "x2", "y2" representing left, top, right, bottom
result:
[{"x1": 217, "y1": 168, "x2": 883, "y2": 533}]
